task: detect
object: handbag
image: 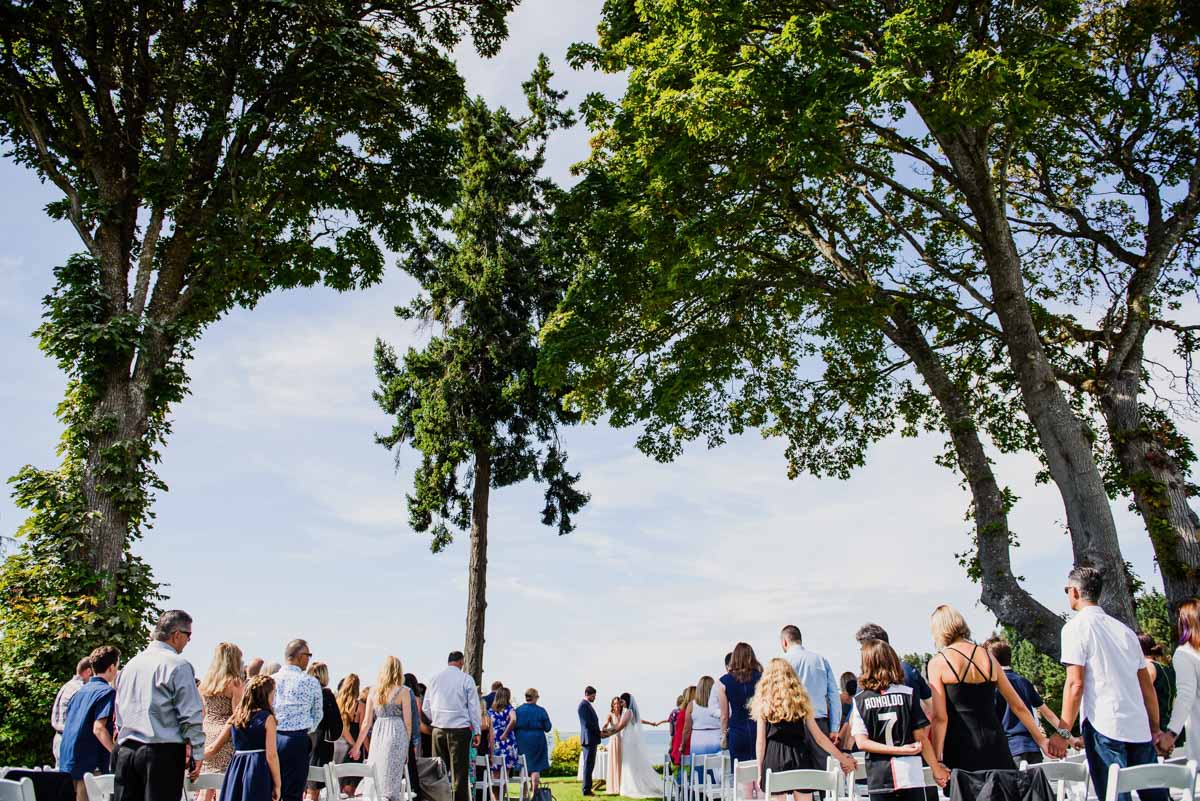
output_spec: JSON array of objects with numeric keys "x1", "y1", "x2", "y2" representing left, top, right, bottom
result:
[
  {"x1": 417, "y1": 757, "x2": 453, "y2": 801},
  {"x1": 532, "y1": 788, "x2": 555, "y2": 801}
]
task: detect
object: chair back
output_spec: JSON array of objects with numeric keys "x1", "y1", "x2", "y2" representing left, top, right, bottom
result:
[
  {"x1": 764, "y1": 767, "x2": 839, "y2": 796},
  {"x1": 330, "y1": 762, "x2": 383, "y2": 800},
  {"x1": 731, "y1": 759, "x2": 757, "y2": 801},
  {"x1": 1105, "y1": 761, "x2": 1197, "y2": 801},
  {"x1": 184, "y1": 772, "x2": 225, "y2": 792},
  {"x1": 0, "y1": 778, "x2": 35, "y2": 801},
  {"x1": 1025, "y1": 760, "x2": 1090, "y2": 801},
  {"x1": 82, "y1": 773, "x2": 113, "y2": 801}
]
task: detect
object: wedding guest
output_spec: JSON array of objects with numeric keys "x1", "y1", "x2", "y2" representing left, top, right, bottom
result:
[
  {"x1": 986, "y1": 639, "x2": 1070, "y2": 766},
  {"x1": 423, "y1": 651, "x2": 481, "y2": 801},
  {"x1": 604, "y1": 697, "x2": 625, "y2": 795},
  {"x1": 684, "y1": 676, "x2": 726, "y2": 760},
  {"x1": 578, "y1": 686, "x2": 601, "y2": 796},
  {"x1": 1057, "y1": 568, "x2": 1162, "y2": 801},
  {"x1": 836, "y1": 673, "x2": 857, "y2": 749},
  {"x1": 484, "y1": 681, "x2": 503, "y2": 708},
  {"x1": 212, "y1": 675, "x2": 281, "y2": 801},
  {"x1": 478, "y1": 699, "x2": 495, "y2": 792},
  {"x1": 751, "y1": 658, "x2": 854, "y2": 798},
  {"x1": 850, "y1": 640, "x2": 947, "y2": 798},
  {"x1": 351, "y1": 657, "x2": 412, "y2": 801},
  {"x1": 246, "y1": 658, "x2": 265, "y2": 679},
  {"x1": 61, "y1": 646, "x2": 120, "y2": 801},
  {"x1": 1158, "y1": 599, "x2": 1200, "y2": 760},
  {"x1": 492, "y1": 688, "x2": 519, "y2": 776},
  {"x1": 404, "y1": 674, "x2": 425, "y2": 798},
  {"x1": 780, "y1": 625, "x2": 841, "y2": 768},
  {"x1": 263, "y1": 662, "x2": 282, "y2": 677},
  {"x1": 52, "y1": 657, "x2": 94, "y2": 765},
  {"x1": 855, "y1": 623, "x2": 932, "y2": 715},
  {"x1": 417, "y1": 682, "x2": 434, "y2": 757},
  {"x1": 114, "y1": 610, "x2": 206, "y2": 801},
  {"x1": 928, "y1": 604, "x2": 1064, "y2": 771},
  {"x1": 722, "y1": 643, "x2": 763, "y2": 763},
  {"x1": 334, "y1": 674, "x2": 364, "y2": 796},
  {"x1": 670, "y1": 686, "x2": 696, "y2": 770},
  {"x1": 198, "y1": 642, "x2": 245, "y2": 799},
  {"x1": 306, "y1": 662, "x2": 342, "y2": 801},
  {"x1": 272, "y1": 639, "x2": 323, "y2": 801},
  {"x1": 514, "y1": 689, "x2": 551, "y2": 795},
  {"x1": 1139, "y1": 634, "x2": 1178, "y2": 743}
]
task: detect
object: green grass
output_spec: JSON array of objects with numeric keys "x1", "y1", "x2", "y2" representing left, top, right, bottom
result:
[{"x1": 541, "y1": 776, "x2": 651, "y2": 801}]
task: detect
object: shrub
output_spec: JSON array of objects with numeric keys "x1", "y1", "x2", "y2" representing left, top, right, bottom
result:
[{"x1": 545, "y1": 732, "x2": 582, "y2": 777}]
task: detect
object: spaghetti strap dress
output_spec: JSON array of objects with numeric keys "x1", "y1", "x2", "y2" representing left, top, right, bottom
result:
[{"x1": 940, "y1": 645, "x2": 1017, "y2": 771}]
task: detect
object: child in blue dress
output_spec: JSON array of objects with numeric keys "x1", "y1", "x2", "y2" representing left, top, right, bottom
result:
[{"x1": 208, "y1": 674, "x2": 282, "y2": 801}]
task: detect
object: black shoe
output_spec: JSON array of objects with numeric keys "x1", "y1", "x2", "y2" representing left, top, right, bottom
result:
[{"x1": 583, "y1": 792, "x2": 595, "y2": 796}]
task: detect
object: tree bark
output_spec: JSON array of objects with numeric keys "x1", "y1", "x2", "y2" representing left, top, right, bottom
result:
[
  {"x1": 464, "y1": 446, "x2": 491, "y2": 687},
  {"x1": 1099, "y1": 341, "x2": 1200, "y2": 610},
  {"x1": 936, "y1": 129, "x2": 1138, "y2": 627},
  {"x1": 886, "y1": 306, "x2": 1065, "y2": 656}
]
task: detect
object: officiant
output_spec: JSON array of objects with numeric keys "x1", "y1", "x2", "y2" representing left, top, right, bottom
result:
[{"x1": 578, "y1": 687, "x2": 601, "y2": 796}]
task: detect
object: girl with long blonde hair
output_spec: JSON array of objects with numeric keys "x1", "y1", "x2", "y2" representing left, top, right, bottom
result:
[
  {"x1": 199, "y1": 643, "x2": 246, "y2": 799},
  {"x1": 751, "y1": 659, "x2": 854, "y2": 799},
  {"x1": 350, "y1": 657, "x2": 412, "y2": 801}
]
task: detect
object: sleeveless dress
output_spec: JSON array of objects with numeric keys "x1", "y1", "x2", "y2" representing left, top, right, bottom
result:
[
  {"x1": 606, "y1": 712, "x2": 624, "y2": 795},
  {"x1": 220, "y1": 710, "x2": 273, "y2": 801},
  {"x1": 490, "y1": 706, "x2": 519, "y2": 770},
  {"x1": 940, "y1": 645, "x2": 1016, "y2": 771},
  {"x1": 689, "y1": 699, "x2": 722, "y2": 756},
  {"x1": 759, "y1": 718, "x2": 812, "y2": 789},
  {"x1": 202, "y1": 693, "x2": 235, "y2": 772},
  {"x1": 367, "y1": 688, "x2": 411, "y2": 801},
  {"x1": 721, "y1": 671, "x2": 761, "y2": 762}
]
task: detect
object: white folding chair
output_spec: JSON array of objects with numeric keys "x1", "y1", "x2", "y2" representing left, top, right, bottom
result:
[
  {"x1": 475, "y1": 756, "x2": 494, "y2": 801},
  {"x1": 830, "y1": 753, "x2": 867, "y2": 801},
  {"x1": 491, "y1": 755, "x2": 511, "y2": 801},
  {"x1": 331, "y1": 762, "x2": 383, "y2": 801},
  {"x1": 1103, "y1": 761, "x2": 1197, "y2": 801},
  {"x1": 683, "y1": 754, "x2": 705, "y2": 801},
  {"x1": 732, "y1": 759, "x2": 759, "y2": 801},
  {"x1": 185, "y1": 772, "x2": 225, "y2": 794},
  {"x1": 513, "y1": 755, "x2": 531, "y2": 801},
  {"x1": 82, "y1": 773, "x2": 114, "y2": 801},
  {"x1": 697, "y1": 754, "x2": 725, "y2": 801},
  {"x1": 663, "y1": 752, "x2": 676, "y2": 801},
  {"x1": 1023, "y1": 759, "x2": 1091, "y2": 801},
  {"x1": 764, "y1": 766, "x2": 840, "y2": 799},
  {"x1": 0, "y1": 778, "x2": 36, "y2": 801}
]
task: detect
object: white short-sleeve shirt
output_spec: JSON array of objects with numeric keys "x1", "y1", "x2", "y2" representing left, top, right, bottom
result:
[{"x1": 1060, "y1": 605, "x2": 1150, "y2": 742}]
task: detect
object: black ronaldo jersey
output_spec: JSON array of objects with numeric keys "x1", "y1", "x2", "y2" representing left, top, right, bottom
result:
[{"x1": 849, "y1": 683, "x2": 930, "y2": 793}]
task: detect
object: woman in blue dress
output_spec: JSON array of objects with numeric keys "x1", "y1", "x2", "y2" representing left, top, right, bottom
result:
[
  {"x1": 720, "y1": 642, "x2": 763, "y2": 763},
  {"x1": 489, "y1": 687, "x2": 519, "y2": 776},
  {"x1": 514, "y1": 688, "x2": 552, "y2": 795},
  {"x1": 209, "y1": 674, "x2": 282, "y2": 801}
]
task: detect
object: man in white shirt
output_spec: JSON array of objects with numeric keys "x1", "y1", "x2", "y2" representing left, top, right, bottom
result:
[
  {"x1": 1058, "y1": 567, "x2": 1166, "y2": 801},
  {"x1": 423, "y1": 651, "x2": 481, "y2": 801}
]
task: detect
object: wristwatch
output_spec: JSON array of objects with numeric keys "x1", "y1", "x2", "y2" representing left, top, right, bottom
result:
[{"x1": 1054, "y1": 727, "x2": 1072, "y2": 739}]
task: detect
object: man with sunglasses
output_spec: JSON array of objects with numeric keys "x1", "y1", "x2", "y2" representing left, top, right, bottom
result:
[
  {"x1": 113, "y1": 610, "x2": 205, "y2": 801},
  {"x1": 273, "y1": 639, "x2": 324, "y2": 801},
  {"x1": 1058, "y1": 567, "x2": 1166, "y2": 801}
]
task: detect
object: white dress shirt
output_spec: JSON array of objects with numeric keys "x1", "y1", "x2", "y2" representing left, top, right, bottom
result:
[
  {"x1": 1060, "y1": 604, "x2": 1150, "y2": 742},
  {"x1": 422, "y1": 666, "x2": 481, "y2": 735},
  {"x1": 1167, "y1": 644, "x2": 1200, "y2": 760}
]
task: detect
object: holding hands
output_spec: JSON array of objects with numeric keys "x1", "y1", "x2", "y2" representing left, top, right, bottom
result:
[{"x1": 1155, "y1": 730, "x2": 1177, "y2": 757}]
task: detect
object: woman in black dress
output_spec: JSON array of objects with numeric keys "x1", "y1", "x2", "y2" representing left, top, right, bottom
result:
[
  {"x1": 927, "y1": 605, "x2": 1065, "y2": 771},
  {"x1": 752, "y1": 658, "x2": 855, "y2": 799}
]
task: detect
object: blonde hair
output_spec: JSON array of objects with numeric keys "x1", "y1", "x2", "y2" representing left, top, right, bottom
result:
[
  {"x1": 231, "y1": 675, "x2": 274, "y2": 728},
  {"x1": 750, "y1": 658, "x2": 812, "y2": 724},
  {"x1": 492, "y1": 686, "x2": 512, "y2": 711},
  {"x1": 375, "y1": 656, "x2": 406, "y2": 706},
  {"x1": 199, "y1": 642, "x2": 244, "y2": 696},
  {"x1": 931, "y1": 604, "x2": 973, "y2": 649},
  {"x1": 307, "y1": 661, "x2": 329, "y2": 687},
  {"x1": 681, "y1": 685, "x2": 697, "y2": 709},
  {"x1": 525, "y1": 688, "x2": 539, "y2": 703},
  {"x1": 695, "y1": 676, "x2": 715, "y2": 707},
  {"x1": 481, "y1": 699, "x2": 493, "y2": 731},
  {"x1": 337, "y1": 674, "x2": 360, "y2": 727}
]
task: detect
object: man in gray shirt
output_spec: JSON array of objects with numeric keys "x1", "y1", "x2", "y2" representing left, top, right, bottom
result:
[{"x1": 113, "y1": 610, "x2": 205, "y2": 801}]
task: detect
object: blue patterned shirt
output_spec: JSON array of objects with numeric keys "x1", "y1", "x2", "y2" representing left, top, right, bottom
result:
[{"x1": 272, "y1": 665, "x2": 323, "y2": 732}]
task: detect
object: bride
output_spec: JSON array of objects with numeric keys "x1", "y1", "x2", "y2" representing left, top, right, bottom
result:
[{"x1": 609, "y1": 693, "x2": 663, "y2": 799}]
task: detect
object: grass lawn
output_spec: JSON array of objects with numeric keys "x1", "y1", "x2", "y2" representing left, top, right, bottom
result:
[{"x1": 541, "y1": 776, "x2": 655, "y2": 801}]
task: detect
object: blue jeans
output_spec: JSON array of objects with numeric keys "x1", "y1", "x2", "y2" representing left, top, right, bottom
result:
[{"x1": 1082, "y1": 720, "x2": 1168, "y2": 801}]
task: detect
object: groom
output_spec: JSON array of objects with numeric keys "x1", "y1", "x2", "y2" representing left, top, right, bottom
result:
[{"x1": 578, "y1": 686, "x2": 601, "y2": 796}]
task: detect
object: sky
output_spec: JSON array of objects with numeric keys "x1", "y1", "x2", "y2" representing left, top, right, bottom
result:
[{"x1": 0, "y1": 0, "x2": 1190, "y2": 734}]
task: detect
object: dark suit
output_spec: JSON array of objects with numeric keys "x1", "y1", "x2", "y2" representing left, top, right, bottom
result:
[{"x1": 578, "y1": 699, "x2": 602, "y2": 794}]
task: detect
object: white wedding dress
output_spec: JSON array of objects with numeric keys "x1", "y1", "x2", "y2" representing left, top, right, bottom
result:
[{"x1": 618, "y1": 696, "x2": 663, "y2": 799}]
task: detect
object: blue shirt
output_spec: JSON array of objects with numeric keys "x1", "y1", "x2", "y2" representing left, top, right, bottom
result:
[
  {"x1": 272, "y1": 665, "x2": 323, "y2": 732},
  {"x1": 903, "y1": 662, "x2": 932, "y2": 700},
  {"x1": 996, "y1": 668, "x2": 1044, "y2": 756},
  {"x1": 782, "y1": 644, "x2": 841, "y2": 727},
  {"x1": 60, "y1": 677, "x2": 115, "y2": 779}
]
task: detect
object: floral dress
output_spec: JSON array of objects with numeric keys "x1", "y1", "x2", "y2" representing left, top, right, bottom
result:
[{"x1": 490, "y1": 706, "x2": 518, "y2": 770}]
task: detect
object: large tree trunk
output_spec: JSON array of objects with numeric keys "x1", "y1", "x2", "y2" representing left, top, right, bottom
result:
[
  {"x1": 464, "y1": 446, "x2": 491, "y2": 687},
  {"x1": 887, "y1": 307, "x2": 1064, "y2": 656},
  {"x1": 937, "y1": 130, "x2": 1138, "y2": 626},
  {"x1": 1100, "y1": 342, "x2": 1200, "y2": 609}
]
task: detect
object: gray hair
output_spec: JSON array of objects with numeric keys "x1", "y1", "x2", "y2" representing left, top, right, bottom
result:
[
  {"x1": 1068, "y1": 566, "x2": 1104, "y2": 602},
  {"x1": 153, "y1": 610, "x2": 193, "y2": 641},
  {"x1": 284, "y1": 639, "x2": 309, "y2": 661},
  {"x1": 262, "y1": 661, "x2": 282, "y2": 675}
]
